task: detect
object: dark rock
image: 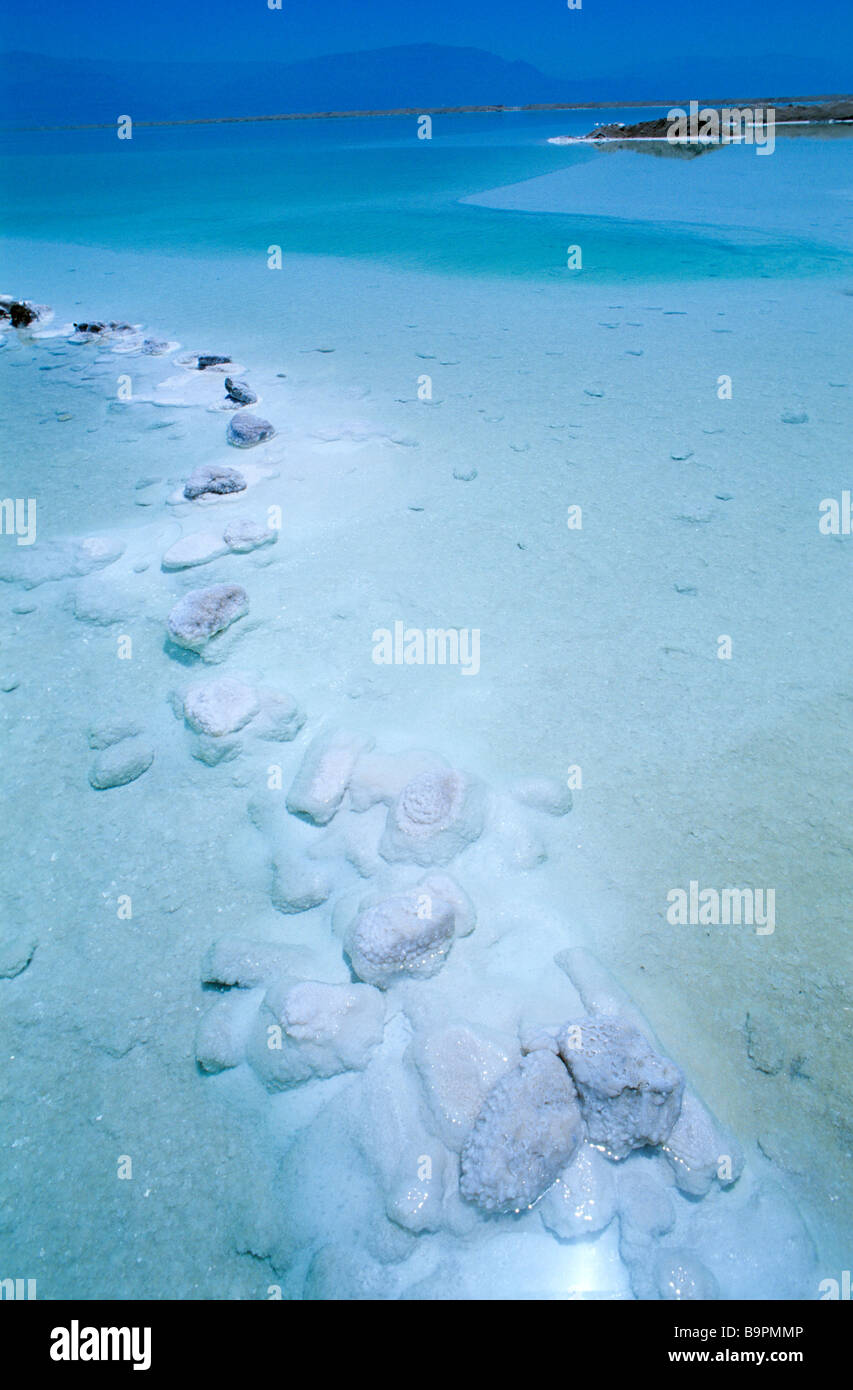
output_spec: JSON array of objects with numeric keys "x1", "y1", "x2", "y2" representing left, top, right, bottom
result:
[
  {"x1": 9, "y1": 301, "x2": 38, "y2": 327},
  {"x1": 227, "y1": 412, "x2": 275, "y2": 448},
  {"x1": 197, "y1": 354, "x2": 232, "y2": 370},
  {"x1": 224, "y1": 377, "x2": 257, "y2": 406}
]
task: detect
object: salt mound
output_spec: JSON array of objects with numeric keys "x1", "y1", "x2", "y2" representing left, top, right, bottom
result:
[{"x1": 460, "y1": 1050, "x2": 583, "y2": 1214}]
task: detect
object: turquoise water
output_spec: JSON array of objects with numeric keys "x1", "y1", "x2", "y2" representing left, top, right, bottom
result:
[
  {"x1": 1, "y1": 110, "x2": 851, "y2": 1301},
  {"x1": 3, "y1": 111, "x2": 850, "y2": 281}
]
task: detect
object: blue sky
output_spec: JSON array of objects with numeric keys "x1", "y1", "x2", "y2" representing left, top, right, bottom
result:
[{"x1": 2, "y1": 0, "x2": 851, "y2": 84}]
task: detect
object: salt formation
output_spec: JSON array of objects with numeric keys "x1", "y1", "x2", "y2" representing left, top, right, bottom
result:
[
  {"x1": 162, "y1": 532, "x2": 230, "y2": 571},
  {"x1": 286, "y1": 729, "x2": 373, "y2": 825},
  {"x1": 183, "y1": 677, "x2": 260, "y2": 737},
  {"x1": 459, "y1": 1051, "x2": 584, "y2": 1213},
  {"x1": 410, "y1": 1023, "x2": 514, "y2": 1152},
  {"x1": 344, "y1": 875, "x2": 473, "y2": 989},
  {"x1": 224, "y1": 378, "x2": 257, "y2": 405},
  {"x1": 196, "y1": 944, "x2": 385, "y2": 1089},
  {"x1": 348, "y1": 748, "x2": 445, "y2": 811},
  {"x1": 247, "y1": 979, "x2": 385, "y2": 1089},
  {"x1": 538, "y1": 1141, "x2": 618, "y2": 1239},
  {"x1": 226, "y1": 412, "x2": 275, "y2": 447},
  {"x1": 661, "y1": 1089, "x2": 744, "y2": 1196},
  {"x1": 249, "y1": 792, "x2": 331, "y2": 913},
  {"x1": 88, "y1": 734, "x2": 154, "y2": 790},
  {"x1": 379, "y1": 767, "x2": 485, "y2": 866},
  {"x1": 166, "y1": 584, "x2": 249, "y2": 651},
  {"x1": 162, "y1": 520, "x2": 277, "y2": 571},
  {"x1": 250, "y1": 690, "x2": 305, "y2": 742},
  {"x1": 653, "y1": 1249, "x2": 720, "y2": 1301},
  {"x1": 354, "y1": 1056, "x2": 476, "y2": 1238},
  {"x1": 183, "y1": 463, "x2": 247, "y2": 500},
  {"x1": 179, "y1": 679, "x2": 303, "y2": 763},
  {"x1": 222, "y1": 519, "x2": 276, "y2": 552},
  {"x1": 0, "y1": 534, "x2": 125, "y2": 589},
  {"x1": 557, "y1": 1015, "x2": 684, "y2": 1159},
  {"x1": 616, "y1": 1164, "x2": 679, "y2": 1298},
  {"x1": 510, "y1": 776, "x2": 573, "y2": 816}
]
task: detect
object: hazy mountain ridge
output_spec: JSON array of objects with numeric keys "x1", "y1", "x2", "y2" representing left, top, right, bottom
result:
[{"x1": 1, "y1": 44, "x2": 848, "y2": 126}]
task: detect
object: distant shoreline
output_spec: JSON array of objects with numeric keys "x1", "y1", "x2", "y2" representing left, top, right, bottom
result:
[
  {"x1": 8, "y1": 92, "x2": 853, "y2": 134},
  {"x1": 562, "y1": 98, "x2": 853, "y2": 145}
]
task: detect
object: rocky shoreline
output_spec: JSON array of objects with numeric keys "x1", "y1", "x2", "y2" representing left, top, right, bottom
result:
[{"x1": 575, "y1": 98, "x2": 853, "y2": 143}]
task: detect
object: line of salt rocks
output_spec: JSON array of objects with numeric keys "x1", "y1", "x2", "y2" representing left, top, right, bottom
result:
[{"x1": 192, "y1": 718, "x2": 753, "y2": 1300}]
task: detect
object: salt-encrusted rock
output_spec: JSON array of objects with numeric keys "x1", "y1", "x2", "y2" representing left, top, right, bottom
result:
[
  {"x1": 246, "y1": 978, "x2": 385, "y2": 1090},
  {"x1": 87, "y1": 720, "x2": 142, "y2": 750},
  {"x1": 183, "y1": 463, "x2": 247, "y2": 500},
  {"x1": 166, "y1": 584, "x2": 249, "y2": 651},
  {"x1": 4, "y1": 299, "x2": 41, "y2": 327},
  {"x1": 355, "y1": 1056, "x2": 455, "y2": 1235},
  {"x1": 191, "y1": 733, "x2": 242, "y2": 766},
  {"x1": 201, "y1": 938, "x2": 317, "y2": 989},
  {"x1": 459, "y1": 1050, "x2": 584, "y2": 1214},
  {"x1": 661, "y1": 1089, "x2": 743, "y2": 1196},
  {"x1": 617, "y1": 1163, "x2": 678, "y2": 1299},
  {"x1": 197, "y1": 354, "x2": 231, "y2": 370},
  {"x1": 511, "y1": 777, "x2": 572, "y2": 817},
  {"x1": 183, "y1": 676, "x2": 260, "y2": 737},
  {"x1": 162, "y1": 531, "x2": 230, "y2": 570},
  {"x1": 271, "y1": 850, "x2": 330, "y2": 914},
  {"x1": 344, "y1": 884, "x2": 459, "y2": 989},
  {"x1": 410, "y1": 1023, "x2": 515, "y2": 1151},
  {"x1": 554, "y1": 948, "x2": 655, "y2": 1038},
  {"x1": 224, "y1": 378, "x2": 257, "y2": 405},
  {"x1": 286, "y1": 729, "x2": 373, "y2": 825},
  {"x1": 349, "y1": 748, "x2": 444, "y2": 811},
  {"x1": 0, "y1": 535, "x2": 125, "y2": 590},
  {"x1": 539, "y1": 1142, "x2": 617, "y2": 1239},
  {"x1": 251, "y1": 689, "x2": 305, "y2": 742},
  {"x1": 195, "y1": 988, "x2": 260, "y2": 1073},
  {"x1": 379, "y1": 767, "x2": 485, "y2": 866},
  {"x1": 71, "y1": 320, "x2": 135, "y2": 346},
  {"x1": 227, "y1": 412, "x2": 275, "y2": 448},
  {"x1": 88, "y1": 735, "x2": 154, "y2": 790},
  {"x1": 519, "y1": 1021, "x2": 564, "y2": 1056},
  {"x1": 654, "y1": 1249, "x2": 720, "y2": 1301},
  {"x1": 141, "y1": 338, "x2": 173, "y2": 355},
  {"x1": 558, "y1": 1015, "x2": 684, "y2": 1159},
  {"x1": 223, "y1": 518, "x2": 277, "y2": 553},
  {"x1": 249, "y1": 793, "x2": 332, "y2": 914},
  {"x1": 416, "y1": 871, "x2": 477, "y2": 936}
]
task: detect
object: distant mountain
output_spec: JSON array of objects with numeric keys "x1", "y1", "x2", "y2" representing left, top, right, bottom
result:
[
  {"x1": 1, "y1": 46, "x2": 577, "y2": 125},
  {"x1": 0, "y1": 45, "x2": 847, "y2": 127}
]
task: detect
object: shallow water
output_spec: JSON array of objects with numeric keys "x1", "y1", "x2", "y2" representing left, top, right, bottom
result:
[{"x1": 1, "y1": 110, "x2": 851, "y2": 1300}]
